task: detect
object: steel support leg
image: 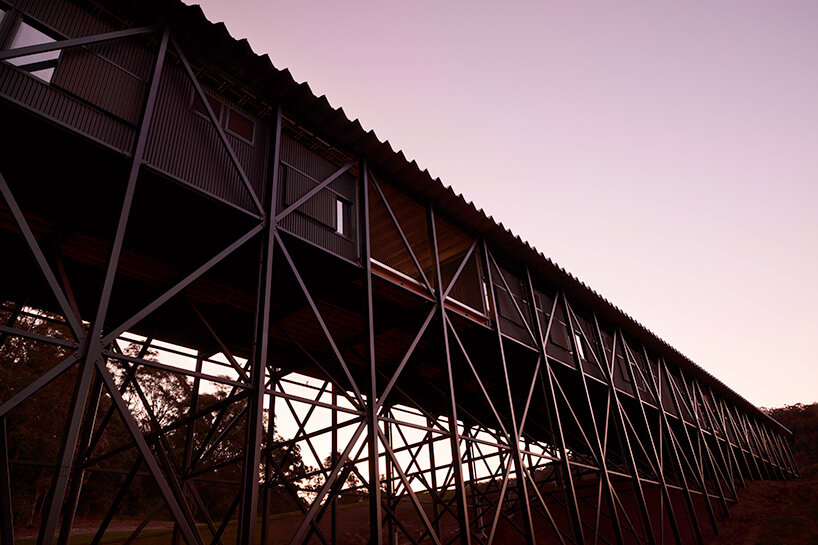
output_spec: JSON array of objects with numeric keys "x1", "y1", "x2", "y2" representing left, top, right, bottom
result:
[
  {"x1": 523, "y1": 274, "x2": 585, "y2": 545},
  {"x1": 0, "y1": 418, "x2": 14, "y2": 545},
  {"x1": 37, "y1": 26, "x2": 169, "y2": 545},
  {"x1": 428, "y1": 205, "x2": 471, "y2": 545},
  {"x1": 361, "y1": 160, "x2": 384, "y2": 545},
  {"x1": 237, "y1": 105, "x2": 281, "y2": 545},
  {"x1": 482, "y1": 245, "x2": 535, "y2": 545}
]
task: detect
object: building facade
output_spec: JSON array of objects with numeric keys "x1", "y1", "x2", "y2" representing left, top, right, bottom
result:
[{"x1": 0, "y1": 1, "x2": 798, "y2": 544}]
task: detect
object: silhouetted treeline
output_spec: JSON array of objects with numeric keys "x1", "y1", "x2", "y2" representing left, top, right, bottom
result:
[
  {"x1": 764, "y1": 403, "x2": 818, "y2": 478},
  {"x1": 0, "y1": 304, "x2": 312, "y2": 528}
]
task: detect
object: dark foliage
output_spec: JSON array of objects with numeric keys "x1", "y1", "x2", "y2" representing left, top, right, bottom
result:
[
  {"x1": 0, "y1": 303, "x2": 313, "y2": 528},
  {"x1": 764, "y1": 403, "x2": 818, "y2": 478}
]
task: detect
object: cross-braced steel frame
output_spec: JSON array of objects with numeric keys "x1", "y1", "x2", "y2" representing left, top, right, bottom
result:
[{"x1": 0, "y1": 22, "x2": 799, "y2": 545}]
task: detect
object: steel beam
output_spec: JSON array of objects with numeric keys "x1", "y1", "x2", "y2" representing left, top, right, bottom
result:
[
  {"x1": 37, "y1": 27, "x2": 170, "y2": 545},
  {"x1": 427, "y1": 204, "x2": 472, "y2": 545}
]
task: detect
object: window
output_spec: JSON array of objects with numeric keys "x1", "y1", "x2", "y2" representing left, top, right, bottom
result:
[
  {"x1": 574, "y1": 333, "x2": 587, "y2": 360},
  {"x1": 191, "y1": 91, "x2": 255, "y2": 144},
  {"x1": 191, "y1": 91, "x2": 222, "y2": 120},
  {"x1": 226, "y1": 108, "x2": 254, "y2": 142},
  {"x1": 6, "y1": 20, "x2": 60, "y2": 83},
  {"x1": 335, "y1": 197, "x2": 350, "y2": 236}
]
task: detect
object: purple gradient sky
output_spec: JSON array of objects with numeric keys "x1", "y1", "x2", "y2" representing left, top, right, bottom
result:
[{"x1": 192, "y1": 0, "x2": 817, "y2": 408}]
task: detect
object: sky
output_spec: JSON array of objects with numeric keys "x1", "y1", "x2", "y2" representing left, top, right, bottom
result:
[{"x1": 189, "y1": 0, "x2": 817, "y2": 408}]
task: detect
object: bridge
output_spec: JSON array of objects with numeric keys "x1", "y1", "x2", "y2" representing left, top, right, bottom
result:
[{"x1": 0, "y1": 1, "x2": 798, "y2": 544}]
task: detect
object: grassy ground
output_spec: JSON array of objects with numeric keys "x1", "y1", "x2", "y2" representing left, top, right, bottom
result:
[
  {"x1": 712, "y1": 477, "x2": 818, "y2": 545},
  {"x1": 15, "y1": 502, "x2": 374, "y2": 545},
  {"x1": 15, "y1": 478, "x2": 818, "y2": 544}
]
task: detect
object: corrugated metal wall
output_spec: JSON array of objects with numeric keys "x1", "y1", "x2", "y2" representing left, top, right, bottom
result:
[
  {"x1": 0, "y1": 0, "x2": 137, "y2": 152},
  {"x1": 144, "y1": 63, "x2": 267, "y2": 212},
  {"x1": 2, "y1": 0, "x2": 268, "y2": 213},
  {"x1": 494, "y1": 266, "x2": 534, "y2": 345},
  {"x1": 14, "y1": 0, "x2": 108, "y2": 36},
  {"x1": 277, "y1": 134, "x2": 358, "y2": 261},
  {"x1": 53, "y1": 40, "x2": 150, "y2": 125},
  {"x1": 0, "y1": 62, "x2": 135, "y2": 151}
]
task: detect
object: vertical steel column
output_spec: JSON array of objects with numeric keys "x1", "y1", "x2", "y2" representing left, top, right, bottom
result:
[
  {"x1": 261, "y1": 368, "x2": 278, "y2": 545},
  {"x1": 523, "y1": 272, "x2": 584, "y2": 545},
  {"x1": 772, "y1": 430, "x2": 798, "y2": 478},
  {"x1": 361, "y1": 161, "x2": 384, "y2": 545},
  {"x1": 762, "y1": 425, "x2": 789, "y2": 477},
  {"x1": 732, "y1": 408, "x2": 767, "y2": 480},
  {"x1": 753, "y1": 420, "x2": 784, "y2": 479},
  {"x1": 38, "y1": 27, "x2": 170, "y2": 545},
  {"x1": 694, "y1": 382, "x2": 739, "y2": 502},
  {"x1": 619, "y1": 334, "x2": 683, "y2": 545},
  {"x1": 331, "y1": 385, "x2": 339, "y2": 545},
  {"x1": 174, "y1": 353, "x2": 204, "y2": 545},
  {"x1": 384, "y1": 407, "x2": 397, "y2": 545},
  {"x1": 562, "y1": 296, "x2": 624, "y2": 545},
  {"x1": 590, "y1": 314, "x2": 656, "y2": 545},
  {"x1": 56, "y1": 375, "x2": 104, "y2": 545},
  {"x1": 463, "y1": 427, "x2": 485, "y2": 540},
  {"x1": 427, "y1": 416, "x2": 442, "y2": 537},
  {"x1": 677, "y1": 375, "x2": 731, "y2": 519},
  {"x1": 706, "y1": 389, "x2": 746, "y2": 492},
  {"x1": 0, "y1": 418, "x2": 14, "y2": 545},
  {"x1": 237, "y1": 104, "x2": 282, "y2": 545},
  {"x1": 717, "y1": 398, "x2": 757, "y2": 482},
  {"x1": 427, "y1": 204, "x2": 471, "y2": 545},
  {"x1": 642, "y1": 354, "x2": 704, "y2": 545},
  {"x1": 661, "y1": 363, "x2": 720, "y2": 534},
  {"x1": 481, "y1": 244, "x2": 535, "y2": 545}
]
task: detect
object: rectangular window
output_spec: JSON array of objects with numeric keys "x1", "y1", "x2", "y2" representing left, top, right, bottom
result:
[
  {"x1": 191, "y1": 91, "x2": 255, "y2": 146},
  {"x1": 7, "y1": 21, "x2": 60, "y2": 83},
  {"x1": 335, "y1": 197, "x2": 348, "y2": 236},
  {"x1": 226, "y1": 108, "x2": 254, "y2": 143},
  {"x1": 191, "y1": 91, "x2": 222, "y2": 120},
  {"x1": 574, "y1": 333, "x2": 586, "y2": 360}
]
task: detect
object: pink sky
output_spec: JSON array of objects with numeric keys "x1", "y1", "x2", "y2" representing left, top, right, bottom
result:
[{"x1": 191, "y1": 0, "x2": 817, "y2": 408}]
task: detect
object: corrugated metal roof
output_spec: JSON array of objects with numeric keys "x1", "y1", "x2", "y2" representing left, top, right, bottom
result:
[{"x1": 85, "y1": 0, "x2": 790, "y2": 435}]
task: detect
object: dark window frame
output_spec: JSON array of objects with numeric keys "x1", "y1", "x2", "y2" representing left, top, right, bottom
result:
[
  {"x1": 0, "y1": 11, "x2": 65, "y2": 84},
  {"x1": 190, "y1": 88, "x2": 255, "y2": 146},
  {"x1": 225, "y1": 106, "x2": 255, "y2": 145},
  {"x1": 190, "y1": 88, "x2": 224, "y2": 124},
  {"x1": 335, "y1": 196, "x2": 351, "y2": 237}
]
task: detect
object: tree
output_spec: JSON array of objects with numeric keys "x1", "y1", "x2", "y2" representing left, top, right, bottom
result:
[
  {"x1": 764, "y1": 403, "x2": 818, "y2": 478},
  {"x1": 0, "y1": 302, "x2": 317, "y2": 528}
]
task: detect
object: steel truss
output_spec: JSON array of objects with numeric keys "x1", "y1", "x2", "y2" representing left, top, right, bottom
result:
[{"x1": 0, "y1": 24, "x2": 799, "y2": 545}]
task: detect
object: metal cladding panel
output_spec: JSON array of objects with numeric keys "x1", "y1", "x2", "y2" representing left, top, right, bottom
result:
[
  {"x1": 280, "y1": 133, "x2": 350, "y2": 185},
  {"x1": 15, "y1": 0, "x2": 110, "y2": 37},
  {"x1": 549, "y1": 303, "x2": 572, "y2": 350},
  {"x1": 144, "y1": 63, "x2": 266, "y2": 212},
  {"x1": 0, "y1": 63, "x2": 135, "y2": 152},
  {"x1": 574, "y1": 312, "x2": 606, "y2": 380},
  {"x1": 612, "y1": 350, "x2": 634, "y2": 395},
  {"x1": 53, "y1": 45, "x2": 147, "y2": 124},
  {"x1": 368, "y1": 178, "x2": 434, "y2": 281},
  {"x1": 445, "y1": 250, "x2": 485, "y2": 314},
  {"x1": 493, "y1": 267, "x2": 533, "y2": 344},
  {"x1": 283, "y1": 167, "x2": 335, "y2": 227},
  {"x1": 62, "y1": 0, "x2": 785, "y2": 432},
  {"x1": 277, "y1": 134, "x2": 358, "y2": 261},
  {"x1": 2, "y1": 0, "x2": 150, "y2": 152}
]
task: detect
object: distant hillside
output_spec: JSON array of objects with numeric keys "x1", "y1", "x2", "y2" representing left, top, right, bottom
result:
[
  {"x1": 764, "y1": 402, "x2": 818, "y2": 477},
  {"x1": 708, "y1": 403, "x2": 818, "y2": 544}
]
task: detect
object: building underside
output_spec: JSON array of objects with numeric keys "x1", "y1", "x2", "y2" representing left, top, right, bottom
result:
[{"x1": 0, "y1": 1, "x2": 798, "y2": 544}]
